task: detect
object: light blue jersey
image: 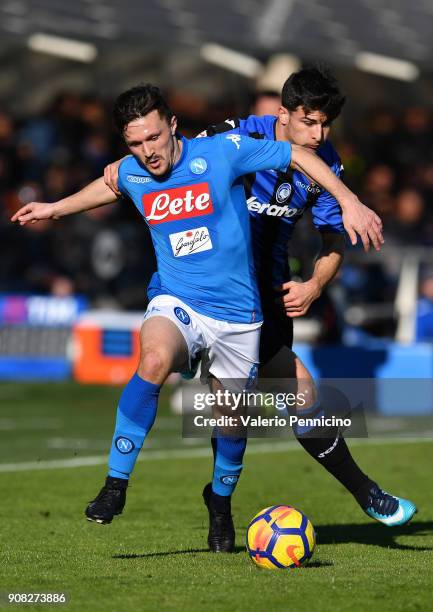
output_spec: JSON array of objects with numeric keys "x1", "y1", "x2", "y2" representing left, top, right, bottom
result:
[{"x1": 118, "y1": 133, "x2": 292, "y2": 323}]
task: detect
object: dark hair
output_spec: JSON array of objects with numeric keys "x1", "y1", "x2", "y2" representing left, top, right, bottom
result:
[
  {"x1": 281, "y1": 65, "x2": 346, "y2": 122},
  {"x1": 113, "y1": 83, "x2": 173, "y2": 133}
]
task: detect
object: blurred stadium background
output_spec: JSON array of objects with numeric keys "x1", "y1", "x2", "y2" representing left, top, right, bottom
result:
[{"x1": 1, "y1": 0, "x2": 433, "y2": 418}]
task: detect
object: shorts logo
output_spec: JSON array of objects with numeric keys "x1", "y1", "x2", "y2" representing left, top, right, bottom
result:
[
  {"x1": 115, "y1": 436, "x2": 135, "y2": 454},
  {"x1": 169, "y1": 226, "x2": 213, "y2": 257},
  {"x1": 221, "y1": 474, "x2": 239, "y2": 486},
  {"x1": 189, "y1": 157, "x2": 208, "y2": 175},
  {"x1": 276, "y1": 183, "x2": 292, "y2": 203},
  {"x1": 126, "y1": 175, "x2": 152, "y2": 184},
  {"x1": 174, "y1": 307, "x2": 190, "y2": 325},
  {"x1": 143, "y1": 182, "x2": 214, "y2": 224},
  {"x1": 246, "y1": 364, "x2": 258, "y2": 390}
]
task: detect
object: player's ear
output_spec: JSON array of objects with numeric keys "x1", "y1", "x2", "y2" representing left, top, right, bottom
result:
[
  {"x1": 278, "y1": 106, "x2": 290, "y2": 126},
  {"x1": 170, "y1": 115, "x2": 177, "y2": 135}
]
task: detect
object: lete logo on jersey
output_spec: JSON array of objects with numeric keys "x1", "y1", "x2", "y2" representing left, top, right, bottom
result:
[
  {"x1": 142, "y1": 182, "x2": 214, "y2": 224},
  {"x1": 169, "y1": 227, "x2": 213, "y2": 257}
]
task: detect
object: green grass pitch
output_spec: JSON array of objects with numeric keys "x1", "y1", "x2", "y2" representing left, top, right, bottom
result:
[{"x1": 1, "y1": 383, "x2": 432, "y2": 611}]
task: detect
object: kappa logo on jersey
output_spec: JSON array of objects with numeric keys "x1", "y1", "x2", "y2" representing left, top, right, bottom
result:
[
  {"x1": 276, "y1": 183, "x2": 292, "y2": 203},
  {"x1": 189, "y1": 157, "x2": 208, "y2": 175},
  {"x1": 226, "y1": 134, "x2": 241, "y2": 150},
  {"x1": 174, "y1": 306, "x2": 190, "y2": 325},
  {"x1": 143, "y1": 182, "x2": 214, "y2": 224},
  {"x1": 169, "y1": 226, "x2": 213, "y2": 257},
  {"x1": 126, "y1": 174, "x2": 152, "y2": 184},
  {"x1": 247, "y1": 196, "x2": 303, "y2": 219},
  {"x1": 115, "y1": 436, "x2": 135, "y2": 454}
]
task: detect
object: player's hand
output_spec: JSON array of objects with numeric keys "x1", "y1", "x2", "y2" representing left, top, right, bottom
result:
[
  {"x1": 275, "y1": 279, "x2": 321, "y2": 318},
  {"x1": 11, "y1": 202, "x2": 55, "y2": 225},
  {"x1": 103, "y1": 158, "x2": 124, "y2": 197},
  {"x1": 341, "y1": 199, "x2": 384, "y2": 252}
]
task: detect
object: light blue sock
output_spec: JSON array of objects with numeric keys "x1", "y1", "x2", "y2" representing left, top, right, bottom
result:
[
  {"x1": 211, "y1": 435, "x2": 246, "y2": 497},
  {"x1": 108, "y1": 373, "x2": 161, "y2": 479}
]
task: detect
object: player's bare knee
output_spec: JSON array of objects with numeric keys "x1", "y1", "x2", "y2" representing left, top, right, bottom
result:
[
  {"x1": 296, "y1": 378, "x2": 317, "y2": 411},
  {"x1": 138, "y1": 349, "x2": 168, "y2": 383}
]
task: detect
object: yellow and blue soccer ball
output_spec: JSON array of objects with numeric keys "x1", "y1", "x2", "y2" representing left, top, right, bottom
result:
[{"x1": 246, "y1": 505, "x2": 315, "y2": 569}]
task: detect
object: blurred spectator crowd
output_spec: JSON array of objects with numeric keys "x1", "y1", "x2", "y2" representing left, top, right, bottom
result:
[{"x1": 1, "y1": 92, "x2": 433, "y2": 326}]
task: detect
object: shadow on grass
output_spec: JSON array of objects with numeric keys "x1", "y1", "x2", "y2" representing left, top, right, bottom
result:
[
  {"x1": 113, "y1": 545, "x2": 245, "y2": 559},
  {"x1": 113, "y1": 521, "x2": 433, "y2": 559},
  {"x1": 113, "y1": 549, "x2": 333, "y2": 568},
  {"x1": 314, "y1": 520, "x2": 433, "y2": 551}
]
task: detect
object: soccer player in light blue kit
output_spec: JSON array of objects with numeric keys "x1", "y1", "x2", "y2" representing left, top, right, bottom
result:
[
  {"x1": 12, "y1": 84, "x2": 370, "y2": 538},
  {"x1": 12, "y1": 85, "x2": 364, "y2": 523},
  {"x1": 105, "y1": 69, "x2": 416, "y2": 551}
]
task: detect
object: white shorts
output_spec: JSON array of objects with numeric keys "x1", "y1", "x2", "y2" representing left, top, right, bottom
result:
[{"x1": 143, "y1": 294, "x2": 261, "y2": 386}]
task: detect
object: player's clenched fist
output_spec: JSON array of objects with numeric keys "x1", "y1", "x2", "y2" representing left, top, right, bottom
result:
[{"x1": 11, "y1": 202, "x2": 56, "y2": 225}]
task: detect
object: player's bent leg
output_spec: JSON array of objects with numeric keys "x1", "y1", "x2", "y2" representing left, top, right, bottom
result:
[
  {"x1": 269, "y1": 351, "x2": 417, "y2": 526},
  {"x1": 203, "y1": 376, "x2": 245, "y2": 553},
  {"x1": 85, "y1": 316, "x2": 189, "y2": 525},
  {"x1": 201, "y1": 324, "x2": 260, "y2": 552}
]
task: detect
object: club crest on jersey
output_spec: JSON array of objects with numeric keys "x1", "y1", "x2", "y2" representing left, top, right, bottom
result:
[
  {"x1": 276, "y1": 183, "x2": 292, "y2": 203},
  {"x1": 143, "y1": 182, "x2": 214, "y2": 224},
  {"x1": 174, "y1": 307, "x2": 190, "y2": 325},
  {"x1": 169, "y1": 226, "x2": 213, "y2": 257},
  {"x1": 189, "y1": 157, "x2": 208, "y2": 175},
  {"x1": 115, "y1": 436, "x2": 135, "y2": 454}
]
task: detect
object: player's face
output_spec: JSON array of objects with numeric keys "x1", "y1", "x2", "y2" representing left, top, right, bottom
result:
[
  {"x1": 123, "y1": 111, "x2": 178, "y2": 176},
  {"x1": 278, "y1": 106, "x2": 331, "y2": 150}
]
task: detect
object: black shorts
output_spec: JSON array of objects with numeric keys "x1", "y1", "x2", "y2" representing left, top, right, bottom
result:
[{"x1": 259, "y1": 296, "x2": 294, "y2": 366}]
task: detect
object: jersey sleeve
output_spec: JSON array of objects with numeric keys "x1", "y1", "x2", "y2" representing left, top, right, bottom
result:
[
  {"x1": 117, "y1": 157, "x2": 133, "y2": 197},
  {"x1": 217, "y1": 134, "x2": 292, "y2": 180},
  {"x1": 311, "y1": 158, "x2": 345, "y2": 234},
  {"x1": 200, "y1": 118, "x2": 241, "y2": 138}
]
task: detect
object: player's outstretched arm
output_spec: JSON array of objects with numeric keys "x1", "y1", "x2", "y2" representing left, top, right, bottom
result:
[
  {"x1": 290, "y1": 145, "x2": 383, "y2": 252},
  {"x1": 276, "y1": 232, "x2": 345, "y2": 318},
  {"x1": 11, "y1": 177, "x2": 117, "y2": 226}
]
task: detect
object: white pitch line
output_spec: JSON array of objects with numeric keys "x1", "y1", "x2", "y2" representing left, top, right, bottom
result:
[{"x1": 0, "y1": 436, "x2": 432, "y2": 473}]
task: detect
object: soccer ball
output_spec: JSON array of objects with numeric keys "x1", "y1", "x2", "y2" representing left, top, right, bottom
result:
[{"x1": 246, "y1": 505, "x2": 315, "y2": 569}]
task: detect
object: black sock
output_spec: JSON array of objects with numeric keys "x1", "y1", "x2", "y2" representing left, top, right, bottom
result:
[
  {"x1": 106, "y1": 475, "x2": 128, "y2": 489},
  {"x1": 296, "y1": 429, "x2": 374, "y2": 505},
  {"x1": 211, "y1": 490, "x2": 232, "y2": 513}
]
